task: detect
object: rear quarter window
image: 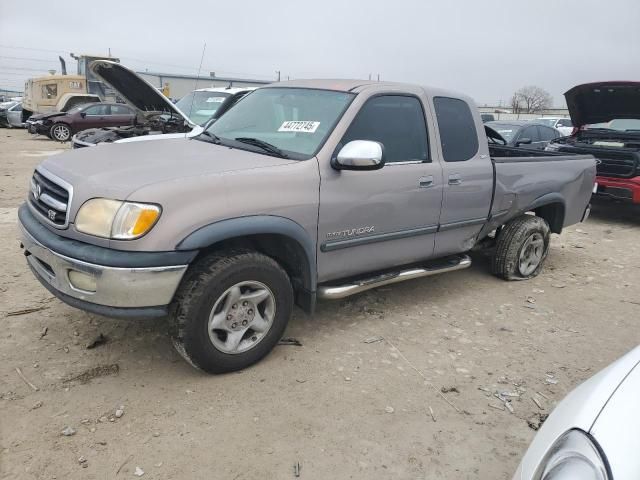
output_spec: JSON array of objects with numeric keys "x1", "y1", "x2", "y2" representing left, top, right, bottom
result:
[{"x1": 433, "y1": 97, "x2": 479, "y2": 162}]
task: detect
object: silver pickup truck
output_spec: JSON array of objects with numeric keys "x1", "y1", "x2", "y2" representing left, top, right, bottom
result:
[{"x1": 18, "y1": 79, "x2": 596, "y2": 373}]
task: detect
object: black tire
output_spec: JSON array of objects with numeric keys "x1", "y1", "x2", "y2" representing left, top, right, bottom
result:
[
  {"x1": 491, "y1": 215, "x2": 550, "y2": 281},
  {"x1": 170, "y1": 250, "x2": 293, "y2": 374},
  {"x1": 49, "y1": 123, "x2": 71, "y2": 142}
]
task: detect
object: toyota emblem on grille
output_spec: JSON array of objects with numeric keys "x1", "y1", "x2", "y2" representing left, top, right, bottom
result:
[
  {"x1": 47, "y1": 209, "x2": 56, "y2": 221},
  {"x1": 32, "y1": 182, "x2": 42, "y2": 200}
]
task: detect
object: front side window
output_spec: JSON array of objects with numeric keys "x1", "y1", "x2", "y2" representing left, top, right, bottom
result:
[
  {"x1": 556, "y1": 118, "x2": 572, "y2": 127},
  {"x1": 340, "y1": 95, "x2": 429, "y2": 163},
  {"x1": 520, "y1": 126, "x2": 539, "y2": 142},
  {"x1": 206, "y1": 87, "x2": 355, "y2": 159},
  {"x1": 110, "y1": 105, "x2": 132, "y2": 115},
  {"x1": 434, "y1": 97, "x2": 478, "y2": 162},
  {"x1": 538, "y1": 126, "x2": 559, "y2": 141},
  {"x1": 42, "y1": 83, "x2": 57, "y2": 99},
  {"x1": 84, "y1": 104, "x2": 109, "y2": 115}
]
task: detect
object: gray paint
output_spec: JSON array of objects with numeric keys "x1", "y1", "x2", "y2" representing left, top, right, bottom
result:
[{"x1": 29, "y1": 79, "x2": 595, "y2": 301}]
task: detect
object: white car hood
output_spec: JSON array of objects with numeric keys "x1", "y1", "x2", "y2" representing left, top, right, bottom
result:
[
  {"x1": 515, "y1": 345, "x2": 640, "y2": 479},
  {"x1": 590, "y1": 360, "x2": 640, "y2": 480}
]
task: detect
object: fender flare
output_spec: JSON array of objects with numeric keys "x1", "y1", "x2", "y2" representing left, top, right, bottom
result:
[{"x1": 176, "y1": 215, "x2": 317, "y2": 291}]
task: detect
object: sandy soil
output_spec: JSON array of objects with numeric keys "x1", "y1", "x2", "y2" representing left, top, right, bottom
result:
[{"x1": 1, "y1": 128, "x2": 639, "y2": 480}]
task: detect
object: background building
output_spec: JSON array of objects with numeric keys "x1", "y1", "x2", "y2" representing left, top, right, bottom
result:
[{"x1": 136, "y1": 71, "x2": 272, "y2": 100}]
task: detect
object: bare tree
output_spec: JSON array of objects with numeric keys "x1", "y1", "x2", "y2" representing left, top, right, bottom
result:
[{"x1": 510, "y1": 86, "x2": 553, "y2": 114}]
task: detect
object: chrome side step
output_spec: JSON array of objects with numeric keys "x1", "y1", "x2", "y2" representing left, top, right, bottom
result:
[{"x1": 317, "y1": 254, "x2": 471, "y2": 300}]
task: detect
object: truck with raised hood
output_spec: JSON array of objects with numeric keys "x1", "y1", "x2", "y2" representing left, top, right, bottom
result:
[
  {"x1": 546, "y1": 81, "x2": 640, "y2": 204},
  {"x1": 18, "y1": 79, "x2": 596, "y2": 373}
]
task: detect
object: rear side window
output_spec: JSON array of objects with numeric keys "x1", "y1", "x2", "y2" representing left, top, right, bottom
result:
[
  {"x1": 433, "y1": 97, "x2": 478, "y2": 162},
  {"x1": 340, "y1": 95, "x2": 429, "y2": 163}
]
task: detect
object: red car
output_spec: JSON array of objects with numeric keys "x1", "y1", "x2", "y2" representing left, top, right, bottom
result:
[
  {"x1": 26, "y1": 102, "x2": 136, "y2": 142},
  {"x1": 547, "y1": 81, "x2": 640, "y2": 204}
]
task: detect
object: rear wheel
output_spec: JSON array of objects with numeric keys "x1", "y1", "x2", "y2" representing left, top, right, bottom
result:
[
  {"x1": 50, "y1": 123, "x2": 71, "y2": 142},
  {"x1": 170, "y1": 250, "x2": 293, "y2": 373},
  {"x1": 492, "y1": 215, "x2": 550, "y2": 280}
]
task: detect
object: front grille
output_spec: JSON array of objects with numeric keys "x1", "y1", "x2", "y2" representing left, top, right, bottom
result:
[
  {"x1": 558, "y1": 145, "x2": 639, "y2": 178},
  {"x1": 28, "y1": 170, "x2": 70, "y2": 226}
]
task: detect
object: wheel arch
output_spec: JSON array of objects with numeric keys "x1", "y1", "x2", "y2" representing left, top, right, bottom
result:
[
  {"x1": 176, "y1": 216, "x2": 317, "y2": 313},
  {"x1": 530, "y1": 193, "x2": 566, "y2": 234}
]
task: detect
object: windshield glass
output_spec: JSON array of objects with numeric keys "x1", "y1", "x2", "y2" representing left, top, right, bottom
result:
[
  {"x1": 586, "y1": 118, "x2": 640, "y2": 131},
  {"x1": 488, "y1": 123, "x2": 519, "y2": 141},
  {"x1": 204, "y1": 87, "x2": 355, "y2": 159},
  {"x1": 176, "y1": 91, "x2": 231, "y2": 125}
]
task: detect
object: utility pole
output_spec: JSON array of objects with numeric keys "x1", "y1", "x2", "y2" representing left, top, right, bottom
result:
[
  {"x1": 377, "y1": 73, "x2": 380, "y2": 82},
  {"x1": 368, "y1": 73, "x2": 371, "y2": 81},
  {"x1": 276, "y1": 70, "x2": 281, "y2": 82}
]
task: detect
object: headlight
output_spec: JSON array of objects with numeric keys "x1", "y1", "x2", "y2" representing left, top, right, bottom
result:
[
  {"x1": 534, "y1": 430, "x2": 609, "y2": 480},
  {"x1": 75, "y1": 198, "x2": 161, "y2": 240}
]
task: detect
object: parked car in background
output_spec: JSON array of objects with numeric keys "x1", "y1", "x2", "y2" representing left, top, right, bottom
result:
[
  {"x1": 514, "y1": 345, "x2": 640, "y2": 480},
  {"x1": 546, "y1": 81, "x2": 640, "y2": 204},
  {"x1": 0, "y1": 101, "x2": 25, "y2": 128},
  {"x1": 27, "y1": 102, "x2": 136, "y2": 142},
  {"x1": 485, "y1": 120, "x2": 562, "y2": 150},
  {"x1": 18, "y1": 79, "x2": 595, "y2": 373},
  {"x1": 481, "y1": 113, "x2": 495, "y2": 123},
  {"x1": 70, "y1": 60, "x2": 257, "y2": 148},
  {"x1": 535, "y1": 117, "x2": 573, "y2": 136}
]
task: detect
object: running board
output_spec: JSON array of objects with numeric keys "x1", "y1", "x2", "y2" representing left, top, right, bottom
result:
[{"x1": 317, "y1": 254, "x2": 472, "y2": 300}]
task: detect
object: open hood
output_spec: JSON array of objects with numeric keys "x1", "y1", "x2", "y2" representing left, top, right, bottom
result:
[
  {"x1": 90, "y1": 60, "x2": 194, "y2": 127},
  {"x1": 565, "y1": 81, "x2": 640, "y2": 127}
]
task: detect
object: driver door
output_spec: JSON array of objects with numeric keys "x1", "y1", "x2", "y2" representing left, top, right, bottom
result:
[{"x1": 317, "y1": 94, "x2": 443, "y2": 282}]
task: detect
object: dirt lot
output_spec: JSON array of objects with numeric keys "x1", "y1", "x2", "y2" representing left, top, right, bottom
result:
[{"x1": 1, "y1": 128, "x2": 639, "y2": 480}]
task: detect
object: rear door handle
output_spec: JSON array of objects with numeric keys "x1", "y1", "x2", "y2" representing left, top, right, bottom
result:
[
  {"x1": 448, "y1": 174, "x2": 462, "y2": 186},
  {"x1": 419, "y1": 175, "x2": 434, "y2": 188}
]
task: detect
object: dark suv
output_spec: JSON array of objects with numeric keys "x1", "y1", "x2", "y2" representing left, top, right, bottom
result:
[{"x1": 27, "y1": 103, "x2": 135, "y2": 142}]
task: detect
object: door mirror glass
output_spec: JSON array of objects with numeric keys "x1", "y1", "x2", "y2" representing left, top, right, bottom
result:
[
  {"x1": 516, "y1": 137, "x2": 532, "y2": 145},
  {"x1": 332, "y1": 140, "x2": 385, "y2": 170},
  {"x1": 80, "y1": 112, "x2": 87, "y2": 118}
]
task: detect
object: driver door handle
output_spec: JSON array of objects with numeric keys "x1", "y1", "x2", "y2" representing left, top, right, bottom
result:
[
  {"x1": 419, "y1": 175, "x2": 434, "y2": 188},
  {"x1": 448, "y1": 174, "x2": 462, "y2": 186}
]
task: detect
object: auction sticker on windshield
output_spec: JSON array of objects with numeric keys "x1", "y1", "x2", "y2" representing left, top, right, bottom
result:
[
  {"x1": 278, "y1": 121, "x2": 320, "y2": 133},
  {"x1": 206, "y1": 97, "x2": 226, "y2": 103}
]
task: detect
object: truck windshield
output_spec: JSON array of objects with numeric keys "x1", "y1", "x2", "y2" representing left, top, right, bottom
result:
[
  {"x1": 204, "y1": 87, "x2": 355, "y2": 159},
  {"x1": 176, "y1": 91, "x2": 231, "y2": 125},
  {"x1": 586, "y1": 118, "x2": 640, "y2": 131}
]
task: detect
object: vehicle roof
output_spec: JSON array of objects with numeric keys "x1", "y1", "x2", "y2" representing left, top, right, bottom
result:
[
  {"x1": 194, "y1": 86, "x2": 258, "y2": 94},
  {"x1": 262, "y1": 79, "x2": 474, "y2": 103}
]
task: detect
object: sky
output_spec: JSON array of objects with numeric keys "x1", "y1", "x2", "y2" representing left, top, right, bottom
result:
[{"x1": 1, "y1": 0, "x2": 639, "y2": 107}]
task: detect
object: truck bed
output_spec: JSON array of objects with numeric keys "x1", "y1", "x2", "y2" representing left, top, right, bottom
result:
[{"x1": 482, "y1": 145, "x2": 597, "y2": 237}]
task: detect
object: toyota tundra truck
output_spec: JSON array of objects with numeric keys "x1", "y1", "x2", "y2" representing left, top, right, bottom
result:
[{"x1": 18, "y1": 79, "x2": 596, "y2": 373}]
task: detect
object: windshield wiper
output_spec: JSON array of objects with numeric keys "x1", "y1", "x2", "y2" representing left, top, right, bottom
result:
[
  {"x1": 197, "y1": 130, "x2": 221, "y2": 144},
  {"x1": 234, "y1": 137, "x2": 288, "y2": 158}
]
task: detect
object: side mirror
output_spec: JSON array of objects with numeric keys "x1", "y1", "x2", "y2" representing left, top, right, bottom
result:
[
  {"x1": 516, "y1": 137, "x2": 532, "y2": 146},
  {"x1": 80, "y1": 112, "x2": 87, "y2": 118},
  {"x1": 332, "y1": 140, "x2": 385, "y2": 171}
]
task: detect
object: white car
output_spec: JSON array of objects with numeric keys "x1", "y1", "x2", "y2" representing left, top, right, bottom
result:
[
  {"x1": 535, "y1": 117, "x2": 573, "y2": 136},
  {"x1": 514, "y1": 345, "x2": 640, "y2": 480},
  {"x1": 71, "y1": 60, "x2": 257, "y2": 148}
]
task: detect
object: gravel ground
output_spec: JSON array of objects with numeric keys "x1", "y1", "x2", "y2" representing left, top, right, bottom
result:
[{"x1": 1, "y1": 128, "x2": 639, "y2": 480}]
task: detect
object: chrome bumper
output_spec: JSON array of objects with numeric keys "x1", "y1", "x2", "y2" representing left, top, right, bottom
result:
[{"x1": 20, "y1": 224, "x2": 188, "y2": 308}]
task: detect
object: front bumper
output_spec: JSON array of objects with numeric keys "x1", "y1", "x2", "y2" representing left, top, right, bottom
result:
[
  {"x1": 27, "y1": 121, "x2": 50, "y2": 135},
  {"x1": 18, "y1": 204, "x2": 196, "y2": 318},
  {"x1": 595, "y1": 175, "x2": 640, "y2": 203}
]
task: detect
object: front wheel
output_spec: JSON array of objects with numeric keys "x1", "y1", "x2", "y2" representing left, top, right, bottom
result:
[
  {"x1": 170, "y1": 250, "x2": 293, "y2": 373},
  {"x1": 491, "y1": 215, "x2": 550, "y2": 280},
  {"x1": 50, "y1": 123, "x2": 71, "y2": 142}
]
